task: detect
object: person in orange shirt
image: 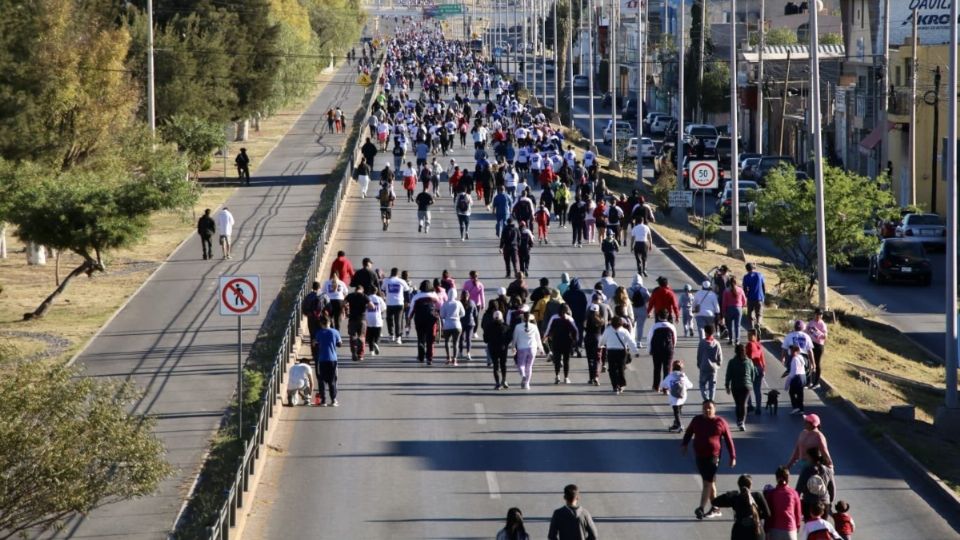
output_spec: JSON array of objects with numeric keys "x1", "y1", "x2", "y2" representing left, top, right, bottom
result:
[
  {"x1": 744, "y1": 329, "x2": 766, "y2": 415},
  {"x1": 534, "y1": 202, "x2": 551, "y2": 244}
]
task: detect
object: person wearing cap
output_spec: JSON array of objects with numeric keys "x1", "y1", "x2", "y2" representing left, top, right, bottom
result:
[
  {"x1": 499, "y1": 218, "x2": 521, "y2": 278},
  {"x1": 742, "y1": 263, "x2": 767, "y2": 331},
  {"x1": 785, "y1": 413, "x2": 834, "y2": 472},
  {"x1": 692, "y1": 280, "x2": 721, "y2": 338},
  {"x1": 780, "y1": 320, "x2": 813, "y2": 365},
  {"x1": 646, "y1": 276, "x2": 680, "y2": 322},
  {"x1": 806, "y1": 308, "x2": 828, "y2": 389},
  {"x1": 627, "y1": 274, "x2": 651, "y2": 345}
]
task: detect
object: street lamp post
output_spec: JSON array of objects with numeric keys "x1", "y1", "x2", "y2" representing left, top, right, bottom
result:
[
  {"x1": 810, "y1": 0, "x2": 828, "y2": 310},
  {"x1": 676, "y1": 0, "x2": 685, "y2": 191},
  {"x1": 587, "y1": 0, "x2": 596, "y2": 145},
  {"x1": 730, "y1": 0, "x2": 740, "y2": 253},
  {"x1": 611, "y1": 0, "x2": 619, "y2": 164},
  {"x1": 146, "y1": 0, "x2": 156, "y2": 136},
  {"x1": 636, "y1": 0, "x2": 644, "y2": 184},
  {"x1": 941, "y1": 0, "x2": 959, "y2": 416},
  {"x1": 553, "y1": 0, "x2": 559, "y2": 113}
]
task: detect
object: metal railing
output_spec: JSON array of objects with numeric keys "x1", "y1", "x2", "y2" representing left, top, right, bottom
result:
[{"x1": 204, "y1": 54, "x2": 385, "y2": 540}]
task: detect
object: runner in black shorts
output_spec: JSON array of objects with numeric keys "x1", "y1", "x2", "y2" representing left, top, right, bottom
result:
[{"x1": 681, "y1": 400, "x2": 737, "y2": 521}]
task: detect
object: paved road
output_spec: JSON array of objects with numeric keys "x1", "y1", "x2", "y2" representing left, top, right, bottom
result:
[
  {"x1": 241, "y1": 97, "x2": 960, "y2": 538},
  {"x1": 42, "y1": 60, "x2": 367, "y2": 540}
]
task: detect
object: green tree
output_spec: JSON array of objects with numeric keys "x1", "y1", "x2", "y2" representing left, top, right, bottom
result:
[
  {"x1": 819, "y1": 32, "x2": 843, "y2": 45},
  {"x1": 0, "y1": 0, "x2": 139, "y2": 168},
  {"x1": 700, "y1": 61, "x2": 730, "y2": 114},
  {"x1": 1, "y1": 134, "x2": 199, "y2": 319},
  {"x1": 752, "y1": 163, "x2": 897, "y2": 297},
  {"x1": 160, "y1": 115, "x2": 226, "y2": 180},
  {"x1": 266, "y1": 0, "x2": 324, "y2": 111},
  {"x1": 0, "y1": 360, "x2": 172, "y2": 538},
  {"x1": 684, "y1": 0, "x2": 714, "y2": 120}
]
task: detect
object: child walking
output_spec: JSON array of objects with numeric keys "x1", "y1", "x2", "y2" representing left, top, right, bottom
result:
[
  {"x1": 600, "y1": 230, "x2": 620, "y2": 277},
  {"x1": 833, "y1": 500, "x2": 855, "y2": 540},
  {"x1": 534, "y1": 202, "x2": 551, "y2": 244},
  {"x1": 659, "y1": 360, "x2": 694, "y2": 432}
]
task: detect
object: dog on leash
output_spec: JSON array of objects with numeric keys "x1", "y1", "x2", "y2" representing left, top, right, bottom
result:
[{"x1": 765, "y1": 390, "x2": 781, "y2": 415}]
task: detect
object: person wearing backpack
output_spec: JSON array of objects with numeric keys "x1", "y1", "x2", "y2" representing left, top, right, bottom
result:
[
  {"x1": 378, "y1": 183, "x2": 396, "y2": 231},
  {"x1": 711, "y1": 474, "x2": 770, "y2": 540},
  {"x1": 697, "y1": 324, "x2": 724, "y2": 401},
  {"x1": 455, "y1": 189, "x2": 473, "y2": 241},
  {"x1": 408, "y1": 280, "x2": 441, "y2": 365},
  {"x1": 546, "y1": 304, "x2": 579, "y2": 384},
  {"x1": 302, "y1": 281, "x2": 325, "y2": 346},
  {"x1": 646, "y1": 309, "x2": 677, "y2": 392},
  {"x1": 534, "y1": 202, "x2": 551, "y2": 244},
  {"x1": 660, "y1": 360, "x2": 694, "y2": 431},
  {"x1": 796, "y1": 448, "x2": 836, "y2": 520},
  {"x1": 554, "y1": 182, "x2": 570, "y2": 228},
  {"x1": 627, "y1": 274, "x2": 650, "y2": 345}
]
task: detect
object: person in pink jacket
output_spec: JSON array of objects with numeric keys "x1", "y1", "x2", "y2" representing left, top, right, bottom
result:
[{"x1": 721, "y1": 276, "x2": 748, "y2": 344}]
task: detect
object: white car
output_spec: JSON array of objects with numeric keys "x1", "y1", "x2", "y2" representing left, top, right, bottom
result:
[
  {"x1": 650, "y1": 115, "x2": 675, "y2": 135},
  {"x1": 625, "y1": 137, "x2": 656, "y2": 159},
  {"x1": 895, "y1": 213, "x2": 946, "y2": 249},
  {"x1": 684, "y1": 124, "x2": 720, "y2": 149},
  {"x1": 602, "y1": 120, "x2": 634, "y2": 144}
]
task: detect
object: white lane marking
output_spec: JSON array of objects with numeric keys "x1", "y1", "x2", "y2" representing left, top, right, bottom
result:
[
  {"x1": 485, "y1": 471, "x2": 501, "y2": 499},
  {"x1": 449, "y1": 258, "x2": 458, "y2": 269},
  {"x1": 474, "y1": 402, "x2": 487, "y2": 425},
  {"x1": 445, "y1": 240, "x2": 451, "y2": 248},
  {"x1": 562, "y1": 260, "x2": 572, "y2": 269}
]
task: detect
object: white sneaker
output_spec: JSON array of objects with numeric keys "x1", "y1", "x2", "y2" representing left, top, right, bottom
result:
[
  {"x1": 791, "y1": 408, "x2": 802, "y2": 415},
  {"x1": 332, "y1": 400, "x2": 339, "y2": 407},
  {"x1": 564, "y1": 377, "x2": 571, "y2": 384}
]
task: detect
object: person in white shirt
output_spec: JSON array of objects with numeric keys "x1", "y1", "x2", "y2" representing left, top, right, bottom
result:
[
  {"x1": 323, "y1": 273, "x2": 350, "y2": 332},
  {"x1": 365, "y1": 292, "x2": 387, "y2": 355},
  {"x1": 784, "y1": 344, "x2": 808, "y2": 414},
  {"x1": 564, "y1": 146, "x2": 577, "y2": 168},
  {"x1": 781, "y1": 320, "x2": 814, "y2": 364},
  {"x1": 630, "y1": 221, "x2": 653, "y2": 276},
  {"x1": 600, "y1": 317, "x2": 640, "y2": 394},
  {"x1": 692, "y1": 280, "x2": 721, "y2": 338},
  {"x1": 439, "y1": 293, "x2": 466, "y2": 365},
  {"x1": 216, "y1": 207, "x2": 235, "y2": 259},
  {"x1": 583, "y1": 149, "x2": 596, "y2": 169},
  {"x1": 286, "y1": 357, "x2": 315, "y2": 406},
  {"x1": 511, "y1": 309, "x2": 544, "y2": 389}
]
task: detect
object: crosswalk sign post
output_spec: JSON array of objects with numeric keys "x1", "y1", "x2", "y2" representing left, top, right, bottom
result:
[{"x1": 220, "y1": 275, "x2": 261, "y2": 438}]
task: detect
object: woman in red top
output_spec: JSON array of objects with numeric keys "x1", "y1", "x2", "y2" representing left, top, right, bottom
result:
[
  {"x1": 721, "y1": 276, "x2": 748, "y2": 344},
  {"x1": 744, "y1": 328, "x2": 766, "y2": 414}
]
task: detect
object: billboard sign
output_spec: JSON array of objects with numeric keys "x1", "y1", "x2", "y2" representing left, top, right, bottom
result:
[{"x1": 890, "y1": 1, "x2": 957, "y2": 46}]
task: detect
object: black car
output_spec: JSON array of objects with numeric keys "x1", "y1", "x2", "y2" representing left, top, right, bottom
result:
[{"x1": 868, "y1": 239, "x2": 932, "y2": 286}]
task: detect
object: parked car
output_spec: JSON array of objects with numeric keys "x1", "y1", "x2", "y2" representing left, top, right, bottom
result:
[
  {"x1": 600, "y1": 92, "x2": 613, "y2": 109},
  {"x1": 625, "y1": 137, "x2": 656, "y2": 159},
  {"x1": 869, "y1": 238, "x2": 933, "y2": 286},
  {"x1": 572, "y1": 75, "x2": 590, "y2": 89},
  {"x1": 602, "y1": 119, "x2": 635, "y2": 144},
  {"x1": 714, "y1": 136, "x2": 744, "y2": 170},
  {"x1": 895, "y1": 213, "x2": 947, "y2": 250},
  {"x1": 644, "y1": 112, "x2": 666, "y2": 131},
  {"x1": 740, "y1": 156, "x2": 762, "y2": 179},
  {"x1": 715, "y1": 181, "x2": 759, "y2": 223}
]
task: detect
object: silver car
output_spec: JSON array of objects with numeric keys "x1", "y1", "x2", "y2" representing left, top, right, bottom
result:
[{"x1": 895, "y1": 213, "x2": 946, "y2": 249}]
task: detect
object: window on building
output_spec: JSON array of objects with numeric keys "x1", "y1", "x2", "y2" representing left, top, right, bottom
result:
[
  {"x1": 895, "y1": 66, "x2": 901, "y2": 87},
  {"x1": 722, "y1": 11, "x2": 731, "y2": 23},
  {"x1": 906, "y1": 59, "x2": 912, "y2": 83}
]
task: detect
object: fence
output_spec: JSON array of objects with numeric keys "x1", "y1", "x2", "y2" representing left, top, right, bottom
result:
[{"x1": 204, "y1": 54, "x2": 385, "y2": 540}]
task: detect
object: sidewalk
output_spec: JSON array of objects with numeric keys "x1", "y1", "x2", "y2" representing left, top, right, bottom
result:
[{"x1": 43, "y1": 61, "x2": 367, "y2": 540}]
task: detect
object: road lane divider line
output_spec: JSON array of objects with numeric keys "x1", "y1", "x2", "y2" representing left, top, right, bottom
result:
[
  {"x1": 474, "y1": 402, "x2": 487, "y2": 424},
  {"x1": 485, "y1": 471, "x2": 501, "y2": 499}
]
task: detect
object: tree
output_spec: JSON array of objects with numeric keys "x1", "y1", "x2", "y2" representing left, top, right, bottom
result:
[
  {"x1": 0, "y1": 0, "x2": 139, "y2": 168},
  {"x1": 1, "y1": 133, "x2": 199, "y2": 319},
  {"x1": 684, "y1": 0, "x2": 714, "y2": 120},
  {"x1": 266, "y1": 0, "x2": 324, "y2": 112},
  {"x1": 700, "y1": 61, "x2": 730, "y2": 114},
  {"x1": 0, "y1": 360, "x2": 172, "y2": 538},
  {"x1": 160, "y1": 115, "x2": 226, "y2": 180},
  {"x1": 752, "y1": 163, "x2": 897, "y2": 297},
  {"x1": 819, "y1": 32, "x2": 843, "y2": 46}
]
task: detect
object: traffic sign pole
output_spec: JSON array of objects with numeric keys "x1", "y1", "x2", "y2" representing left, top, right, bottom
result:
[
  {"x1": 219, "y1": 276, "x2": 260, "y2": 441},
  {"x1": 238, "y1": 316, "x2": 242, "y2": 440}
]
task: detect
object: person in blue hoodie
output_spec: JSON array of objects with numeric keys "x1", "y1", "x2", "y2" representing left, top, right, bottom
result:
[
  {"x1": 492, "y1": 185, "x2": 513, "y2": 237},
  {"x1": 562, "y1": 278, "x2": 588, "y2": 355}
]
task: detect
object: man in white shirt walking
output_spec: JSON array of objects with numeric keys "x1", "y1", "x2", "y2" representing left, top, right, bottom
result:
[
  {"x1": 216, "y1": 207, "x2": 236, "y2": 260},
  {"x1": 286, "y1": 357, "x2": 316, "y2": 406},
  {"x1": 630, "y1": 220, "x2": 653, "y2": 276}
]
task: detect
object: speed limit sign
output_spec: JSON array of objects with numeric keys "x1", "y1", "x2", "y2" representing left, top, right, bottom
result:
[{"x1": 688, "y1": 160, "x2": 719, "y2": 190}]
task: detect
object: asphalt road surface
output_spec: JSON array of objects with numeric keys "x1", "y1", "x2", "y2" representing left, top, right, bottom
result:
[
  {"x1": 40, "y1": 59, "x2": 367, "y2": 540},
  {"x1": 241, "y1": 95, "x2": 960, "y2": 538}
]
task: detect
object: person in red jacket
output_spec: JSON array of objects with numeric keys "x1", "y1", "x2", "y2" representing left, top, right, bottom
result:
[
  {"x1": 646, "y1": 276, "x2": 680, "y2": 322},
  {"x1": 682, "y1": 399, "x2": 736, "y2": 520},
  {"x1": 538, "y1": 164, "x2": 556, "y2": 189},
  {"x1": 330, "y1": 251, "x2": 355, "y2": 284},
  {"x1": 534, "y1": 203, "x2": 551, "y2": 244}
]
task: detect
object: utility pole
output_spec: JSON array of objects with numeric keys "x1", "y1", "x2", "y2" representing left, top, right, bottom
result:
[
  {"x1": 697, "y1": 0, "x2": 707, "y2": 123},
  {"x1": 778, "y1": 51, "x2": 791, "y2": 155},
  {"x1": 931, "y1": 66, "x2": 941, "y2": 213},
  {"x1": 880, "y1": 0, "x2": 891, "y2": 177},
  {"x1": 523, "y1": 0, "x2": 529, "y2": 89},
  {"x1": 676, "y1": 0, "x2": 685, "y2": 190},
  {"x1": 146, "y1": 0, "x2": 156, "y2": 136},
  {"x1": 730, "y1": 0, "x2": 740, "y2": 253},
  {"x1": 909, "y1": 8, "x2": 918, "y2": 206},
  {"x1": 940, "y1": 0, "x2": 958, "y2": 415},
  {"x1": 636, "y1": 0, "x2": 644, "y2": 184},
  {"x1": 541, "y1": 0, "x2": 548, "y2": 105},
  {"x1": 810, "y1": 0, "x2": 828, "y2": 311},
  {"x1": 569, "y1": 6, "x2": 576, "y2": 129},
  {"x1": 756, "y1": 0, "x2": 764, "y2": 153},
  {"x1": 553, "y1": 0, "x2": 559, "y2": 112},
  {"x1": 611, "y1": 0, "x2": 619, "y2": 163},
  {"x1": 588, "y1": 0, "x2": 597, "y2": 145}
]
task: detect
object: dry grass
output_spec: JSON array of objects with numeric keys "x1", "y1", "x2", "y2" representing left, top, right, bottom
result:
[{"x1": 0, "y1": 73, "x2": 338, "y2": 364}]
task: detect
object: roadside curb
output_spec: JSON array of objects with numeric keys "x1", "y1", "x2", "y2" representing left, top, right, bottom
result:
[{"x1": 649, "y1": 221, "x2": 960, "y2": 519}]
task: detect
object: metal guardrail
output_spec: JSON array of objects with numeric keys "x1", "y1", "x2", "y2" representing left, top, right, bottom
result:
[{"x1": 204, "y1": 54, "x2": 385, "y2": 540}]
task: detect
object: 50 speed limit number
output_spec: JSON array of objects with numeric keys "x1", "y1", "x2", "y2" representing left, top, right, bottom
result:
[{"x1": 688, "y1": 160, "x2": 719, "y2": 190}]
